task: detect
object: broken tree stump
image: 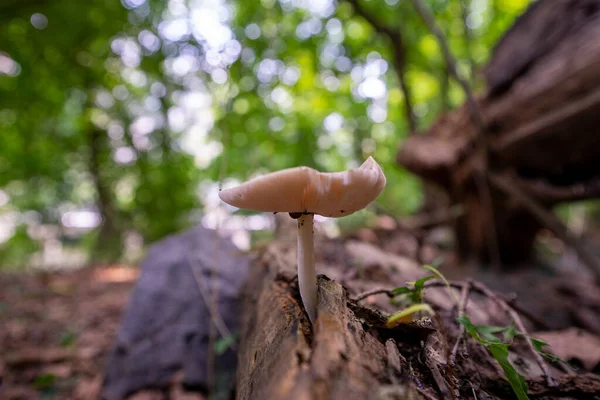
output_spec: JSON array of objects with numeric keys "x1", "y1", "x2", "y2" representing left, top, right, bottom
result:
[{"x1": 397, "y1": 0, "x2": 600, "y2": 264}]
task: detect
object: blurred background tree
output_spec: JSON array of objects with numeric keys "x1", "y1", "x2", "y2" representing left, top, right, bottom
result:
[{"x1": 0, "y1": 0, "x2": 533, "y2": 268}]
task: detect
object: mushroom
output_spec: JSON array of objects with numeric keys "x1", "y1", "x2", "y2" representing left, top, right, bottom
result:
[{"x1": 218, "y1": 156, "x2": 386, "y2": 323}]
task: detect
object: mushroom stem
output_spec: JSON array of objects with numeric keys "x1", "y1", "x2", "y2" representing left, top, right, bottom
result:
[{"x1": 297, "y1": 213, "x2": 317, "y2": 323}]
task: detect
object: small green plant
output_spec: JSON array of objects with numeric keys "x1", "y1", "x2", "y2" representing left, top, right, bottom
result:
[
  {"x1": 529, "y1": 336, "x2": 573, "y2": 367},
  {"x1": 457, "y1": 316, "x2": 529, "y2": 400},
  {"x1": 59, "y1": 330, "x2": 77, "y2": 347},
  {"x1": 215, "y1": 334, "x2": 237, "y2": 355},
  {"x1": 387, "y1": 303, "x2": 435, "y2": 327},
  {"x1": 386, "y1": 275, "x2": 435, "y2": 327},
  {"x1": 391, "y1": 275, "x2": 434, "y2": 304},
  {"x1": 33, "y1": 373, "x2": 58, "y2": 398},
  {"x1": 386, "y1": 265, "x2": 569, "y2": 400}
]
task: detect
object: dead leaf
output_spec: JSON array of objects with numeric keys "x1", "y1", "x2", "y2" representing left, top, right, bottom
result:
[{"x1": 534, "y1": 328, "x2": 600, "y2": 370}]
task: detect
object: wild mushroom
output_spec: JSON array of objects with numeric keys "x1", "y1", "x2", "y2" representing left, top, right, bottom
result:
[{"x1": 218, "y1": 156, "x2": 386, "y2": 323}]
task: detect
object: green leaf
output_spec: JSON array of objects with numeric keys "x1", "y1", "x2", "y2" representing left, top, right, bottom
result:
[
  {"x1": 457, "y1": 316, "x2": 530, "y2": 400},
  {"x1": 488, "y1": 344, "x2": 530, "y2": 400},
  {"x1": 33, "y1": 374, "x2": 57, "y2": 390},
  {"x1": 423, "y1": 264, "x2": 459, "y2": 305},
  {"x1": 529, "y1": 337, "x2": 572, "y2": 366},
  {"x1": 391, "y1": 275, "x2": 434, "y2": 305},
  {"x1": 457, "y1": 316, "x2": 486, "y2": 344},
  {"x1": 529, "y1": 337, "x2": 549, "y2": 353},
  {"x1": 387, "y1": 303, "x2": 435, "y2": 327},
  {"x1": 474, "y1": 325, "x2": 506, "y2": 343},
  {"x1": 215, "y1": 334, "x2": 237, "y2": 355},
  {"x1": 503, "y1": 323, "x2": 518, "y2": 343},
  {"x1": 59, "y1": 330, "x2": 77, "y2": 347},
  {"x1": 412, "y1": 275, "x2": 435, "y2": 291},
  {"x1": 391, "y1": 286, "x2": 412, "y2": 295}
]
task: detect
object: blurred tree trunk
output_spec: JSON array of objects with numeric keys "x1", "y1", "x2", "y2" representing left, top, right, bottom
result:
[{"x1": 88, "y1": 126, "x2": 122, "y2": 262}]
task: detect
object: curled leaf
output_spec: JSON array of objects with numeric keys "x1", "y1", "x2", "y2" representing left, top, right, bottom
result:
[{"x1": 386, "y1": 303, "x2": 435, "y2": 328}]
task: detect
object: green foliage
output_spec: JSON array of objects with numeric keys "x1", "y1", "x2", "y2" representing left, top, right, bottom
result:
[
  {"x1": 386, "y1": 302, "x2": 434, "y2": 327},
  {"x1": 33, "y1": 373, "x2": 58, "y2": 398},
  {"x1": 0, "y1": 226, "x2": 41, "y2": 269},
  {"x1": 457, "y1": 316, "x2": 529, "y2": 400},
  {"x1": 527, "y1": 336, "x2": 572, "y2": 368},
  {"x1": 59, "y1": 330, "x2": 77, "y2": 347},
  {"x1": 215, "y1": 333, "x2": 237, "y2": 355},
  {"x1": 386, "y1": 273, "x2": 434, "y2": 325},
  {"x1": 0, "y1": 0, "x2": 533, "y2": 266},
  {"x1": 391, "y1": 275, "x2": 434, "y2": 304},
  {"x1": 423, "y1": 264, "x2": 459, "y2": 304}
]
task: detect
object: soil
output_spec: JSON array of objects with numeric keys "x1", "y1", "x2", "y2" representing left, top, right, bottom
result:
[
  {"x1": 1, "y1": 224, "x2": 600, "y2": 399},
  {"x1": 0, "y1": 266, "x2": 205, "y2": 400}
]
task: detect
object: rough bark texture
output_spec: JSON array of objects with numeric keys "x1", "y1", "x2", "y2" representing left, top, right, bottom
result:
[
  {"x1": 236, "y1": 240, "x2": 439, "y2": 400},
  {"x1": 236, "y1": 251, "x2": 397, "y2": 400},
  {"x1": 397, "y1": 0, "x2": 600, "y2": 264},
  {"x1": 236, "y1": 238, "x2": 600, "y2": 399}
]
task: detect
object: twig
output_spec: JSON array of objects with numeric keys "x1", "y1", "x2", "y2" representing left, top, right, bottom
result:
[
  {"x1": 346, "y1": 0, "x2": 416, "y2": 132},
  {"x1": 186, "y1": 255, "x2": 235, "y2": 347},
  {"x1": 353, "y1": 288, "x2": 393, "y2": 302},
  {"x1": 408, "y1": 0, "x2": 502, "y2": 268},
  {"x1": 489, "y1": 173, "x2": 600, "y2": 281},
  {"x1": 449, "y1": 281, "x2": 472, "y2": 366},
  {"x1": 424, "y1": 280, "x2": 548, "y2": 329},
  {"x1": 460, "y1": 0, "x2": 474, "y2": 83},
  {"x1": 470, "y1": 381, "x2": 478, "y2": 400},
  {"x1": 408, "y1": 0, "x2": 483, "y2": 132},
  {"x1": 468, "y1": 281, "x2": 557, "y2": 387}
]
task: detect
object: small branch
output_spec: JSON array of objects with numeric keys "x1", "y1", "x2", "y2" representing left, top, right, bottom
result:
[
  {"x1": 353, "y1": 288, "x2": 393, "y2": 302},
  {"x1": 489, "y1": 174, "x2": 600, "y2": 281},
  {"x1": 346, "y1": 0, "x2": 416, "y2": 132},
  {"x1": 186, "y1": 255, "x2": 236, "y2": 348},
  {"x1": 449, "y1": 281, "x2": 472, "y2": 366},
  {"x1": 424, "y1": 280, "x2": 548, "y2": 329},
  {"x1": 408, "y1": 0, "x2": 483, "y2": 132},
  {"x1": 460, "y1": 0, "x2": 474, "y2": 82},
  {"x1": 515, "y1": 176, "x2": 600, "y2": 204}
]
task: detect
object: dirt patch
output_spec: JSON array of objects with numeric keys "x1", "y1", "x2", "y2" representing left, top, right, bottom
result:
[{"x1": 0, "y1": 266, "x2": 204, "y2": 400}]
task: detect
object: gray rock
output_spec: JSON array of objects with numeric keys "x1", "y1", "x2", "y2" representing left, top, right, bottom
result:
[{"x1": 101, "y1": 226, "x2": 250, "y2": 399}]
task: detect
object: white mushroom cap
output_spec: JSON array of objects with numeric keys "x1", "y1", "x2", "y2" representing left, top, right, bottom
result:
[{"x1": 218, "y1": 156, "x2": 386, "y2": 218}]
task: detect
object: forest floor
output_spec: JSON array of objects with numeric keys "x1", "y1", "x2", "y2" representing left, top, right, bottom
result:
[
  {"x1": 0, "y1": 266, "x2": 205, "y2": 400},
  {"x1": 1, "y1": 224, "x2": 600, "y2": 399}
]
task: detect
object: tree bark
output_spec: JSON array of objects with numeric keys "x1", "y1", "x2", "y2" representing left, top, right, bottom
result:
[
  {"x1": 397, "y1": 0, "x2": 600, "y2": 264},
  {"x1": 236, "y1": 240, "x2": 600, "y2": 399},
  {"x1": 88, "y1": 126, "x2": 122, "y2": 261},
  {"x1": 236, "y1": 249, "x2": 414, "y2": 400}
]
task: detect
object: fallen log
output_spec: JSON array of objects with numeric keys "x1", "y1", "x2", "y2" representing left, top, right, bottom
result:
[
  {"x1": 236, "y1": 239, "x2": 600, "y2": 399},
  {"x1": 236, "y1": 244, "x2": 409, "y2": 400}
]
